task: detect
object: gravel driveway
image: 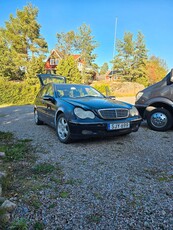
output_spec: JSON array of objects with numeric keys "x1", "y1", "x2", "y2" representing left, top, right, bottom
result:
[{"x1": 0, "y1": 105, "x2": 173, "y2": 229}]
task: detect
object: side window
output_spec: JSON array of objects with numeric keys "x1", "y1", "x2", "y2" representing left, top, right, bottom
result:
[
  {"x1": 39, "y1": 87, "x2": 48, "y2": 97},
  {"x1": 46, "y1": 85, "x2": 54, "y2": 97},
  {"x1": 39, "y1": 84, "x2": 54, "y2": 97}
]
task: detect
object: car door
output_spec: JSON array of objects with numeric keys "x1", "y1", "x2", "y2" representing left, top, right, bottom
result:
[
  {"x1": 43, "y1": 84, "x2": 57, "y2": 126},
  {"x1": 36, "y1": 86, "x2": 49, "y2": 122}
]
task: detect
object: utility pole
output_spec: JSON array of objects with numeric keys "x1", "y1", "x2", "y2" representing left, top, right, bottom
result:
[
  {"x1": 113, "y1": 17, "x2": 118, "y2": 60},
  {"x1": 111, "y1": 17, "x2": 118, "y2": 81}
]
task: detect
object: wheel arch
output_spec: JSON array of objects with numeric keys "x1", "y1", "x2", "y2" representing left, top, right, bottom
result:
[
  {"x1": 144, "y1": 102, "x2": 173, "y2": 119},
  {"x1": 54, "y1": 110, "x2": 64, "y2": 126}
]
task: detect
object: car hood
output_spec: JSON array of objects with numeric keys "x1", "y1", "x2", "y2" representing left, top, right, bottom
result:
[{"x1": 62, "y1": 97, "x2": 132, "y2": 110}]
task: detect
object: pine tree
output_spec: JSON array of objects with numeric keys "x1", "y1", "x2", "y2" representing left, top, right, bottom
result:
[
  {"x1": 56, "y1": 56, "x2": 82, "y2": 83},
  {"x1": 0, "y1": 4, "x2": 48, "y2": 80},
  {"x1": 55, "y1": 23, "x2": 98, "y2": 83},
  {"x1": 56, "y1": 31, "x2": 76, "y2": 58},
  {"x1": 112, "y1": 32, "x2": 134, "y2": 80},
  {"x1": 112, "y1": 31, "x2": 148, "y2": 86},
  {"x1": 132, "y1": 32, "x2": 148, "y2": 86},
  {"x1": 100, "y1": 62, "x2": 109, "y2": 75},
  {"x1": 76, "y1": 24, "x2": 98, "y2": 83}
]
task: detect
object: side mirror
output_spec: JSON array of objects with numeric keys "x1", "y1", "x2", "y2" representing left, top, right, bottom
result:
[
  {"x1": 42, "y1": 95, "x2": 55, "y2": 103},
  {"x1": 170, "y1": 69, "x2": 173, "y2": 83},
  {"x1": 106, "y1": 95, "x2": 116, "y2": 100}
]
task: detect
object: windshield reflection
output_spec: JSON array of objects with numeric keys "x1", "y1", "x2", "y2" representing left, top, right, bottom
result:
[{"x1": 55, "y1": 84, "x2": 104, "y2": 99}]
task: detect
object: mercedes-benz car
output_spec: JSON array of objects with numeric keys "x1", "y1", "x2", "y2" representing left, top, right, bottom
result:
[{"x1": 34, "y1": 74, "x2": 142, "y2": 143}]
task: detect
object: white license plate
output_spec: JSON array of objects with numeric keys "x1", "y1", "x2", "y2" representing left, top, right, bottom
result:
[{"x1": 108, "y1": 122, "x2": 130, "y2": 130}]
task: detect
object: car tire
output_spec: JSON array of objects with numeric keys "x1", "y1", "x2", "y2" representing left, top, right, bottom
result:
[
  {"x1": 146, "y1": 107, "x2": 173, "y2": 131},
  {"x1": 56, "y1": 114, "x2": 71, "y2": 143},
  {"x1": 34, "y1": 109, "x2": 43, "y2": 125}
]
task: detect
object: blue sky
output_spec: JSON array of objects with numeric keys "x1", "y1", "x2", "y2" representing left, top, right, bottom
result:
[{"x1": 0, "y1": 0, "x2": 172, "y2": 70}]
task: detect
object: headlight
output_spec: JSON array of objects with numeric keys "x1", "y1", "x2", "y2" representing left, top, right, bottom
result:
[
  {"x1": 136, "y1": 92, "x2": 143, "y2": 101},
  {"x1": 130, "y1": 106, "x2": 139, "y2": 116},
  {"x1": 74, "y1": 107, "x2": 95, "y2": 119}
]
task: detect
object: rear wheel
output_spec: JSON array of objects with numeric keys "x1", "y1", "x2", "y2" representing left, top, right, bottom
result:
[
  {"x1": 56, "y1": 114, "x2": 71, "y2": 143},
  {"x1": 146, "y1": 107, "x2": 173, "y2": 131},
  {"x1": 34, "y1": 109, "x2": 43, "y2": 125}
]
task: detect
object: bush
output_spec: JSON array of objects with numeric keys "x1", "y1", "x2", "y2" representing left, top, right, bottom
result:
[
  {"x1": 92, "y1": 80, "x2": 144, "y2": 97},
  {"x1": 0, "y1": 78, "x2": 40, "y2": 105},
  {"x1": 92, "y1": 82, "x2": 111, "y2": 96}
]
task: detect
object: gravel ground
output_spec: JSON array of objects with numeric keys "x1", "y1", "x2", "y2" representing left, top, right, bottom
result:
[{"x1": 0, "y1": 104, "x2": 173, "y2": 230}]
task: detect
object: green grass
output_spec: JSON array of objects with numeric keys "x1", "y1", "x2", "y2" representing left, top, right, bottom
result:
[
  {"x1": 0, "y1": 131, "x2": 79, "y2": 229},
  {"x1": 33, "y1": 221, "x2": 45, "y2": 230},
  {"x1": 0, "y1": 114, "x2": 7, "y2": 118},
  {"x1": 0, "y1": 131, "x2": 13, "y2": 141},
  {"x1": 86, "y1": 213, "x2": 102, "y2": 223},
  {"x1": 59, "y1": 191, "x2": 70, "y2": 198},
  {"x1": 10, "y1": 218, "x2": 28, "y2": 230},
  {"x1": 2, "y1": 142, "x2": 30, "y2": 162},
  {"x1": 32, "y1": 163, "x2": 56, "y2": 174},
  {"x1": 26, "y1": 195, "x2": 42, "y2": 209},
  {"x1": 158, "y1": 175, "x2": 173, "y2": 182},
  {"x1": 0, "y1": 131, "x2": 34, "y2": 162}
]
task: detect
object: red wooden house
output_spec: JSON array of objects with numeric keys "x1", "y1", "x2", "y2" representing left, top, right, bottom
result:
[{"x1": 45, "y1": 49, "x2": 85, "y2": 73}]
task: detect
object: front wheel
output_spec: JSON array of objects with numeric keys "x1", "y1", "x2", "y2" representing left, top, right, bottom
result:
[
  {"x1": 146, "y1": 107, "x2": 173, "y2": 131},
  {"x1": 56, "y1": 114, "x2": 71, "y2": 143}
]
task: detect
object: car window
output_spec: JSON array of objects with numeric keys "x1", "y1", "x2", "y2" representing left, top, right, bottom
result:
[
  {"x1": 39, "y1": 86, "x2": 49, "y2": 97},
  {"x1": 55, "y1": 84, "x2": 104, "y2": 98},
  {"x1": 46, "y1": 85, "x2": 54, "y2": 97},
  {"x1": 37, "y1": 74, "x2": 66, "y2": 86}
]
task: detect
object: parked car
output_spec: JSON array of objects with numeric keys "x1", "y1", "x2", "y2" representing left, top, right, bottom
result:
[
  {"x1": 135, "y1": 69, "x2": 173, "y2": 131},
  {"x1": 34, "y1": 74, "x2": 142, "y2": 143}
]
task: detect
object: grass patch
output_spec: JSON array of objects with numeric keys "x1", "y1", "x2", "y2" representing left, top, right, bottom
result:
[
  {"x1": 59, "y1": 191, "x2": 70, "y2": 198},
  {"x1": 33, "y1": 221, "x2": 45, "y2": 230},
  {"x1": 0, "y1": 131, "x2": 13, "y2": 141},
  {"x1": 26, "y1": 195, "x2": 42, "y2": 209},
  {"x1": 86, "y1": 213, "x2": 102, "y2": 223},
  {"x1": 0, "y1": 207, "x2": 6, "y2": 215},
  {"x1": 48, "y1": 203, "x2": 57, "y2": 209},
  {"x1": 2, "y1": 142, "x2": 30, "y2": 162},
  {"x1": 0, "y1": 131, "x2": 34, "y2": 162},
  {"x1": 0, "y1": 113, "x2": 7, "y2": 118},
  {"x1": 158, "y1": 175, "x2": 173, "y2": 182},
  {"x1": 32, "y1": 163, "x2": 56, "y2": 174},
  {"x1": 0, "y1": 131, "x2": 78, "y2": 228},
  {"x1": 10, "y1": 218, "x2": 28, "y2": 230}
]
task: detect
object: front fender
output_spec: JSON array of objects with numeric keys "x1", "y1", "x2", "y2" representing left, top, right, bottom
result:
[
  {"x1": 54, "y1": 105, "x2": 75, "y2": 126},
  {"x1": 146, "y1": 97, "x2": 173, "y2": 107}
]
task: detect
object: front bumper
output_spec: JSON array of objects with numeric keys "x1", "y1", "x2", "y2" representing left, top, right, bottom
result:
[
  {"x1": 135, "y1": 104, "x2": 147, "y2": 118},
  {"x1": 68, "y1": 117, "x2": 142, "y2": 139}
]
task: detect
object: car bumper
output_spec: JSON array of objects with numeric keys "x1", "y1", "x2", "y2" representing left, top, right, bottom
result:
[
  {"x1": 135, "y1": 104, "x2": 147, "y2": 118},
  {"x1": 68, "y1": 117, "x2": 142, "y2": 139}
]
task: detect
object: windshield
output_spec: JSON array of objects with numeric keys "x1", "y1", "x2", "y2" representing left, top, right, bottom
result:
[{"x1": 55, "y1": 84, "x2": 105, "y2": 99}]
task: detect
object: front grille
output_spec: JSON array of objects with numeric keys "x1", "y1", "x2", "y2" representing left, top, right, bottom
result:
[{"x1": 98, "y1": 108, "x2": 129, "y2": 119}]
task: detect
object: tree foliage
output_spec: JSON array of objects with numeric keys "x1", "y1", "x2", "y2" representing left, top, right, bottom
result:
[
  {"x1": 0, "y1": 4, "x2": 48, "y2": 81},
  {"x1": 56, "y1": 56, "x2": 82, "y2": 83},
  {"x1": 76, "y1": 24, "x2": 98, "y2": 66},
  {"x1": 146, "y1": 56, "x2": 168, "y2": 85},
  {"x1": 112, "y1": 31, "x2": 148, "y2": 86},
  {"x1": 56, "y1": 31, "x2": 76, "y2": 58},
  {"x1": 100, "y1": 62, "x2": 109, "y2": 75},
  {"x1": 55, "y1": 23, "x2": 98, "y2": 83}
]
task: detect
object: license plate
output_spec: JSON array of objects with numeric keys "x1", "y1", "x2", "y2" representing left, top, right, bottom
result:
[{"x1": 108, "y1": 122, "x2": 130, "y2": 130}]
